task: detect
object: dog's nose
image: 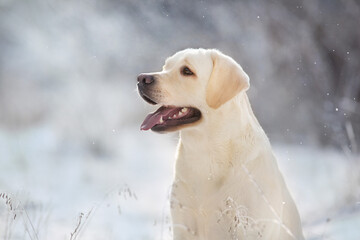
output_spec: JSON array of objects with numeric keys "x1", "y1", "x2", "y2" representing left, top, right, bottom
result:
[{"x1": 137, "y1": 74, "x2": 155, "y2": 85}]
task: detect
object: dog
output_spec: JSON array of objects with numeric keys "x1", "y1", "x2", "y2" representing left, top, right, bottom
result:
[{"x1": 137, "y1": 48, "x2": 304, "y2": 240}]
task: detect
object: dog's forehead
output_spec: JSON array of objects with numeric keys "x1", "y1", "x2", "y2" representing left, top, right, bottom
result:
[{"x1": 164, "y1": 49, "x2": 210, "y2": 70}]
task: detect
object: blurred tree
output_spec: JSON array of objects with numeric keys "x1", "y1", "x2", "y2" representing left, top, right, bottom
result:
[{"x1": 0, "y1": 0, "x2": 359, "y2": 153}]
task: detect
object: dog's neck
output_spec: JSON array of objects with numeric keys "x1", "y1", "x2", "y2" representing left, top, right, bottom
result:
[
  {"x1": 180, "y1": 93, "x2": 267, "y2": 151},
  {"x1": 176, "y1": 93, "x2": 271, "y2": 185}
]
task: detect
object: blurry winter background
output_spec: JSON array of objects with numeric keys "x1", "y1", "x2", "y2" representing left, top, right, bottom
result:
[{"x1": 0, "y1": 0, "x2": 359, "y2": 239}]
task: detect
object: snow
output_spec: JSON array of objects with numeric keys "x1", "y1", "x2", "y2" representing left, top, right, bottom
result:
[
  {"x1": 0, "y1": 126, "x2": 174, "y2": 239},
  {"x1": 274, "y1": 144, "x2": 360, "y2": 240},
  {"x1": 1, "y1": 126, "x2": 359, "y2": 239}
]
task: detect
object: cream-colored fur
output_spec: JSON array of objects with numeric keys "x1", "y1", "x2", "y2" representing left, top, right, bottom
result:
[{"x1": 141, "y1": 48, "x2": 304, "y2": 240}]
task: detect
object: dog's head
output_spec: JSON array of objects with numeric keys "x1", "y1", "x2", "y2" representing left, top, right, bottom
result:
[{"x1": 138, "y1": 48, "x2": 250, "y2": 132}]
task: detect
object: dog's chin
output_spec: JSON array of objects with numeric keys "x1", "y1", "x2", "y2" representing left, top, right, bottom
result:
[{"x1": 138, "y1": 88, "x2": 157, "y2": 105}]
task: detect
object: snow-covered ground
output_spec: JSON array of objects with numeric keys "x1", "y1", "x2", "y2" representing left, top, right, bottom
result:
[{"x1": 0, "y1": 126, "x2": 359, "y2": 240}]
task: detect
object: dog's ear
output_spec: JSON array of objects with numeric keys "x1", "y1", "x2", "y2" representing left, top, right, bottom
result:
[{"x1": 206, "y1": 50, "x2": 250, "y2": 109}]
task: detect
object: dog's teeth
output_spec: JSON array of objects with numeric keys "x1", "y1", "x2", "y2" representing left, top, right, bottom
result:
[
  {"x1": 169, "y1": 117, "x2": 172, "y2": 119},
  {"x1": 160, "y1": 117, "x2": 164, "y2": 123},
  {"x1": 182, "y1": 108, "x2": 188, "y2": 113},
  {"x1": 173, "y1": 114, "x2": 177, "y2": 118},
  {"x1": 178, "y1": 112, "x2": 183, "y2": 116}
]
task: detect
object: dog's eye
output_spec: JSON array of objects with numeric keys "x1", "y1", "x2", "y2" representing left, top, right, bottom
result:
[{"x1": 181, "y1": 66, "x2": 194, "y2": 76}]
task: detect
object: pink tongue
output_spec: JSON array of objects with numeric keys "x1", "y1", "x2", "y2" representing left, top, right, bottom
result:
[{"x1": 140, "y1": 106, "x2": 179, "y2": 131}]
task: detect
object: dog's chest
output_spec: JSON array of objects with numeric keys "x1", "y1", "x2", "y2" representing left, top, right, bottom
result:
[
  {"x1": 170, "y1": 174, "x2": 268, "y2": 240},
  {"x1": 173, "y1": 139, "x2": 248, "y2": 209},
  {"x1": 175, "y1": 142, "x2": 236, "y2": 191}
]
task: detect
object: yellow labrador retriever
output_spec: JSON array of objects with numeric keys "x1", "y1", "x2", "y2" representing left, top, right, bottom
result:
[{"x1": 137, "y1": 49, "x2": 304, "y2": 240}]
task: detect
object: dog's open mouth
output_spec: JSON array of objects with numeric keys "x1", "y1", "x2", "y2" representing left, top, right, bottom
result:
[{"x1": 141, "y1": 105, "x2": 202, "y2": 132}]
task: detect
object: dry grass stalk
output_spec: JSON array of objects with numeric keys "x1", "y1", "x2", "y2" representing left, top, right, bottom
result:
[
  {"x1": 69, "y1": 184, "x2": 137, "y2": 240},
  {"x1": 69, "y1": 209, "x2": 93, "y2": 240},
  {"x1": 0, "y1": 192, "x2": 40, "y2": 240}
]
